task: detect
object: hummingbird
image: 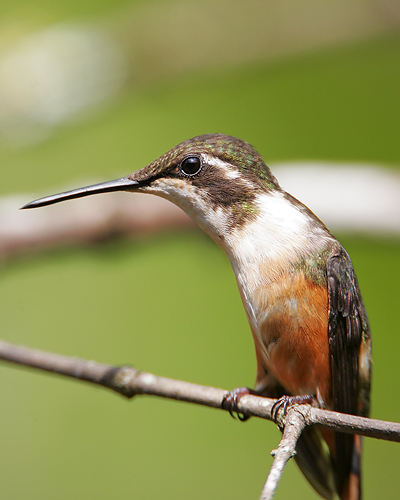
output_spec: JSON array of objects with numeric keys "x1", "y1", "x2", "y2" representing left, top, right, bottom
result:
[{"x1": 22, "y1": 134, "x2": 371, "y2": 500}]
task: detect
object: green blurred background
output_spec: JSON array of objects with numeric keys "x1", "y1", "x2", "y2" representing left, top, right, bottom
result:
[{"x1": 0, "y1": 0, "x2": 399, "y2": 498}]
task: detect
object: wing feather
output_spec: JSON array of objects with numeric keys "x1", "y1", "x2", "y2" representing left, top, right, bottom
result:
[{"x1": 327, "y1": 245, "x2": 371, "y2": 499}]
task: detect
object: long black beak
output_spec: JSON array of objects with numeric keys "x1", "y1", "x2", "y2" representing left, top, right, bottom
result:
[{"x1": 21, "y1": 177, "x2": 139, "y2": 210}]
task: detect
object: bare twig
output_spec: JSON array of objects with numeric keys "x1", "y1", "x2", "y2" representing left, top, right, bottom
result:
[
  {"x1": 259, "y1": 405, "x2": 309, "y2": 500},
  {"x1": 1, "y1": 340, "x2": 400, "y2": 499},
  {"x1": 0, "y1": 340, "x2": 276, "y2": 418},
  {"x1": 1, "y1": 340, "x2": 399, "y2": 441},
  {"x1": 309, "y1": 407, "x2": 400, "y2": 442}
]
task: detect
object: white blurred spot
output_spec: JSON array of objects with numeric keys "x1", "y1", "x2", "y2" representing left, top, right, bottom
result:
[{"x1": 0, "y1": 23, "x2": 127, "y2": 146}]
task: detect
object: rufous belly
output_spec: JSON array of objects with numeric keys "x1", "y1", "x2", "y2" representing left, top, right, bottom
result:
[{"x1": 249, "y1": 271, "x2": 332, "y2": 406}]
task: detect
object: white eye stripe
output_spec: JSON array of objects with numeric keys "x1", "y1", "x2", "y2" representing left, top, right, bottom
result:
[{"x1": 201, "y1": 154, "x2": 241, "y2": 180}]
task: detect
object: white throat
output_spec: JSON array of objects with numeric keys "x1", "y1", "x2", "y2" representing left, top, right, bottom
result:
[{"x1": 222, "y1": 191, "x2": 332, "y2": 290}]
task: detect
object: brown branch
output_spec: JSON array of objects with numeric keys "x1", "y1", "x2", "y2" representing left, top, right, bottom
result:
[
  {"x1": 1, "y1": 340, "x2": 399, "y2": 499},
  {"x1": 0, "y1": 340, "x2": 237, "y2": 410},
  {"x1": 0, "y1": 340, "x2": 399, "y2": 441}
]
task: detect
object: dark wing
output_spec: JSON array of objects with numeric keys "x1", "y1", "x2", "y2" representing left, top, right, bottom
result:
[{"x1": 327, "y1": 245, "x2": 371, "y2": 498}]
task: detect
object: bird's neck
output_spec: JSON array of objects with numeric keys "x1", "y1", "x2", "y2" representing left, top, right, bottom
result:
[{"x1": 213, "y1": 191, "x2": 332, "y2": 285}]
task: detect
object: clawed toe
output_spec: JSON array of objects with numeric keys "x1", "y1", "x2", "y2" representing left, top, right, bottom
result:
[
  {"x1": 271, "y1": 394, "x2": 315, "y2": 423},
  {"x1": 221, "y1": 387, "x2": 254, "y2": 421},
  {"x1": 271, "y1": 395, "x2": 291, "y2": 422}
]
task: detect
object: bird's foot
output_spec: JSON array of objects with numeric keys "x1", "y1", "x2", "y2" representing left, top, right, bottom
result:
[
  {"x1": 221, "y1": 387, "x2": 257, "y2": 421},
  {"x1": 271, "y1": 394, "x2": 316, "y2": 423}
]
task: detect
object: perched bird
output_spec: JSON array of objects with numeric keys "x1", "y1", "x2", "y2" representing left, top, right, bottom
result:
[{"x1": 22, "y1": 134, "x2": 371, "y2": 500}]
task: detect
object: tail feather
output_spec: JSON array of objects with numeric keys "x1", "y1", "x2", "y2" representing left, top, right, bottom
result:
[
  {"x1": 338, "y1": 434, "x2": 362, "y2": 500},
  {"x1": 294, "y1": 427, "x2": 336, "y2": 500},
  {"x1": 294, "y1": 428, "x2": 362, "y2": 500}
]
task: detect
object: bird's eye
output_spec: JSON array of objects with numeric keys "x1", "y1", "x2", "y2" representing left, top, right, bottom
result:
[{"x1": 180, "y1": 156, "x2": 202, "y2": 176}]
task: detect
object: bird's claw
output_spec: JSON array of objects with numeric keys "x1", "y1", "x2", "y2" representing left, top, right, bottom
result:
[
  {"x1": 271, "y1": 394, "x2": 315, "y2": 423},
  {"x1": 221, "y1": 387, "x2": 254, "y2": 421}
]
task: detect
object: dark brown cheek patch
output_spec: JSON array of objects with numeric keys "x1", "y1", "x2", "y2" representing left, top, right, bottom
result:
[
  {"x1": 193, "y1": 169, "x2": 255, "y2": 207},
  {"x1": 190, "y1": 170, "x2": 261, "y2": 230}
]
